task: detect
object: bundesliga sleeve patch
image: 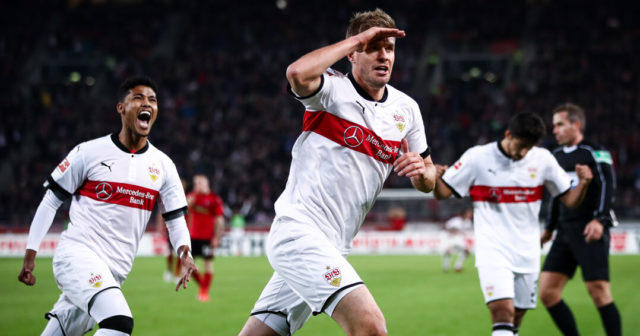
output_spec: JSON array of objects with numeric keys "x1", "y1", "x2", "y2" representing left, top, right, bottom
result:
[
  {"x1": 593, "y1": 150, "x2": 613, "y2": 165},
  {"x1": 57, "y1": 158, "x2": 71, "y2": 173}
]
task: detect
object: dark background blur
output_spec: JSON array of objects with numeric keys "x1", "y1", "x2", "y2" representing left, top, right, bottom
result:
[{"x1": 1, "y1": 0, "x2": 638, "y2": 230}]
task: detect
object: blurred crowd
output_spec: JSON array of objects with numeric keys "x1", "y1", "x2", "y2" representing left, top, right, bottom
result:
[{"x1": 1, "y1": 0, "x2": 638, "y2": 229}]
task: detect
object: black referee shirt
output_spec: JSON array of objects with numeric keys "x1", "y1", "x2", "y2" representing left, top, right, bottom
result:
[{"x1": 547, "y1": 140, "x2": 616, "y2": 230}]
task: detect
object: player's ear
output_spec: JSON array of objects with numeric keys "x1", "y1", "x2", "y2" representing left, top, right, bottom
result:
[
  {"x1": 347, "y1": 52, "x2": 356, "y2": 64},
  {"x1": 116, "y1": 102, "x2": 124, "y2": 115}
]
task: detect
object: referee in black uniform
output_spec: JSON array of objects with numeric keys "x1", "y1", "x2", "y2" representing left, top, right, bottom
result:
[{"x1": 539, "y1": 103, "x2": 621, "y2": 336}]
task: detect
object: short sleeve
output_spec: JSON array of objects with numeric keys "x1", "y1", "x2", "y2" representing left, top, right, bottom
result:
[
  {"x1": 158, "y1": 159, "x2": 188, "y2": 219},
  {"x1": 543, "y1": 150, "x2": 572, "y2": 197},
  {"x1": 403, "y1": 100, "x2": 428, "y2": 156},
  {"x1": 289, "y1": 69, "x2": 342, "y2": 112},
  {"x1": 46, "y1": 144, "x2": 87, "y2": 199},
  {"x1": 441, "y1": 148, "x2": 478, "y2": 198}
]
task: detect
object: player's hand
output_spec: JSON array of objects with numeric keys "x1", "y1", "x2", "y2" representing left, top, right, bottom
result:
[
  {"x1": 584, "y1": 219, "x2": 604, "y2": 243},
  {"x1": 354, "y1": 27, "x2": 406, "y2": 52},
  {"x1": 18, "y1": 249, "x2": 37, "y2": 286},
  {"x1": 540, "y1": 229, "x2": 554, "y2": 247},
  {"x1": 575, "y1": 164, "x2": 593, "y2": 184},
  {"x1": 394, "y1": 139, "x2": 426, "y2": 178},
  {"x1": 175, "y1": 248, "x2": 198, "y2": 292}
]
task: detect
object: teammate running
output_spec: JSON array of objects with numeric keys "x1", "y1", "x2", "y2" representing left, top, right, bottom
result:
[
  {"x1": 239, "y1": 8, "x2": 436, "y2": 336},
  {"x1": 539, "y1": 103, "x2": 621, "y2": 336},
  {"x1": 433, "y1": 112, "x2": 593, "y2": 336},
  {"x1": 18, "y1": 76, "x2": 197, "y2": 336}
]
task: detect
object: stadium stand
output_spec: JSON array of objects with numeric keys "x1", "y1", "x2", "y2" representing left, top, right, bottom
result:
[{"x1": 1, "y1": 0, "x2": 638, "y2": 230}]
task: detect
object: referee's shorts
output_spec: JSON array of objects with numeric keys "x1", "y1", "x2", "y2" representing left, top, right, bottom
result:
[{"x1": 542, "y1": 223, "x2": 610, "y2": 281}]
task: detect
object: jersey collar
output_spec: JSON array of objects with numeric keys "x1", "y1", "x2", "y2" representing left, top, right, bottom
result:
[
  {"x1": 496, "y1": 141, "x2": 511, "y2": 159},
  {"x1": 348, "y1": 73, "x2": 388, "y2": 103},
  {"x1": 111, "y1": 133, "x2": 149, "y2": 154}
]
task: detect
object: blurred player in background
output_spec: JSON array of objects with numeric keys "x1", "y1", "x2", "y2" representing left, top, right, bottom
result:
[
  {"x1": 17, "y1": 76, "x2": 197, "y2": 336},
  {"x1": 433, "y1": 112, "x2": 592, "y2": 336},
  {"x1": 239, "y1": 8, "x2": 436, "y2": 336},
  {"x1": 539, "y1": 103, "x2": 621, "y2": 336},
  {"x1": 187, "y1": 174, "x2": 225, "y2": 302},
  {"x1": 442, "y1": 207, "x2": 473, "y2": 273}
]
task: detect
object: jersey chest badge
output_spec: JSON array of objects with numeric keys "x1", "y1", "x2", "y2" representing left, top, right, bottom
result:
[
  {"x1": 393, "y1": 112, "x2": 406, "y2": 132},
  {"x1": 148, "y1": 163, "x2": 161, "y2": 182}
]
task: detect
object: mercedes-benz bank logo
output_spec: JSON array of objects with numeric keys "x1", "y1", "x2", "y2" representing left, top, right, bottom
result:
[
  {"x1": 343, "y1": 126, "x2": 364, "y2": 148},
  {"x1": 96, "y1": 182, "x2": 113, "y2": 200}
]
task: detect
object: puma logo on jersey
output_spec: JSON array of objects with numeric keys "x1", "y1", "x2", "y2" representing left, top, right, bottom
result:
[
  {"x1": 101, "y1": 161, "x2": 114, "y2": 172},
  {"x1": 487, "y1": 168, "x2": 496, "y2": 175}
]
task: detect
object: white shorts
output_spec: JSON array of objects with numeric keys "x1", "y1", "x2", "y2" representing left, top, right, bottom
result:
[
  {"x1": 250, "y1": 217, "x2": 364, "y2": 335},
  {"x1": 52, "y1": 240, "x2": 122, "y2": 312},
  {"x1": 477, "y1": 266, "x2": 539, "y2": 309}
]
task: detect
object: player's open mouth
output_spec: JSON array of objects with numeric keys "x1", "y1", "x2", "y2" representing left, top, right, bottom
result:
[
  {"x1": 137, "y1": 111, "x2": 151, "y2": 129},
  {"x1": 374, "y1": 66, "x2": 389, "y2": 74}
]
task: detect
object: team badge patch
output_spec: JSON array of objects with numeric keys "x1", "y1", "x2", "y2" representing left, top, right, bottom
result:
[
  {"x1": 485, "y1": 285, "x2": 494, "y2": 297},
  {"x1": 393, "y1": 112, "x2": 406, "y2": 132},
  {"x1": 88, "y1": 273, "x2": 103, "y2": 288},
  {"x1": 324, "y1": 266, "x2": 342, "y2": 287},
  {"x1": 148, "y1": 164, "x2": 160, "y2": 182}
]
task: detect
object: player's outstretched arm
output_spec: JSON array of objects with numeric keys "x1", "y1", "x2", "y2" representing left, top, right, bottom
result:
[
  {"x1": 175, "y1": 245, "x2": 198, "y2": 291},
  {"x1": 559, "y1": 164, "x2": 593, "y2": 209},
  {"x1": 286, "y1": 27, "x2": 405, "y2": 97}
]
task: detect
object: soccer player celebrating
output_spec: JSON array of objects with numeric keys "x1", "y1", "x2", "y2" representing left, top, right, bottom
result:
[
  {"x1": 18, "y1": 76, "x2": 197, "y2": 336},
  {"x1": 239, "y1": 8, "x2": 436, "y2": 336},
  {"x1": 433, "y1": 112, "x2": 592, "y2": 336},
  {"x1": 539, "y1": 103, "x2": 621, "y2": 336},
  {"x1": 186, "y1": 174, "x2": 225, "y2": 302}
]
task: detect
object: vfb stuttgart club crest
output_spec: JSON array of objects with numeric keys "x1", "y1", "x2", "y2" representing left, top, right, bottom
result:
[
  {"x1": 324, "y1": 266, "x2": 342, "y2": 287},
  {"x1": 343, "y1": 126, "x2": 364, "y2": 148}
]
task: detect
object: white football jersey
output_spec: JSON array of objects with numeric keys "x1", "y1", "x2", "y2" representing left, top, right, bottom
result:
[
  {"x1": 275, "y1": 69, "x2": 429, "y2": 254},
  {"x1": 46, "y1": 134, "x2": 187, "y2": 280},
  {"x1": 442, "y1": 142, "x2": 571, "y2": 273}
]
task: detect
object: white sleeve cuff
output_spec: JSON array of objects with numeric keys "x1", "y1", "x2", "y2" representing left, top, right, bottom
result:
[
  {"x1": 164, "y1": 216, "x2": 191, "y2": 255},
  {"x1": 26, "y1": 190, "x2": 64, "y2": 251}
]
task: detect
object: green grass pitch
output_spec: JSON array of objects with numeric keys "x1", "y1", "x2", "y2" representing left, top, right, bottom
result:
[{"x1": 1, "y1": 255, "x2": 638, "y2": 335}]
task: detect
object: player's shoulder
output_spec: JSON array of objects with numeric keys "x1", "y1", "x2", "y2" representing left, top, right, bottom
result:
[
  {"x1": 529, "y1": 145, "x2": 555, "y2": 160},
  {"x1": 385, "y1": 83, "x2": 418, "y2": 107},
  {"x1": 578, "y1": 140, "x2": 607, "y2": 152},
  {"x1": 72, "y1": 134, "x2": 114, "y2": 154},
  {"x1": 146, "y1": 142, "x2": 174, "y2": 162},
  {"x1": 325, "y1": 68, "x2": 347, "y2": 78},
  {"x1": 579, "y1": 140, "x2": 613, "y2": 165}
]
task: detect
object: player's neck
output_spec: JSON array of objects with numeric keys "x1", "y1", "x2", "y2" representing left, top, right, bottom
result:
[{"x1": 118, "y1": 129, "x2": 148, "y2": 153}]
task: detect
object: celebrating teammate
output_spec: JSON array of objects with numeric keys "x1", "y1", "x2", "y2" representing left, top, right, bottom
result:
[
  {"x1": 433, "y1": 112, "x2": 592, "y2": 336},
  {"x1": 17, "y1": 76, "x2": 197, "y2": 336},
  {"x1": 187, "y1": 174, "x2": 225, "y2": 302},
  {"x1": 539, "y1": 103, "x2": 621, "y2": 336},
  {"x1": 239, "y1": 8, "x2": 436, "y2": 336}
]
